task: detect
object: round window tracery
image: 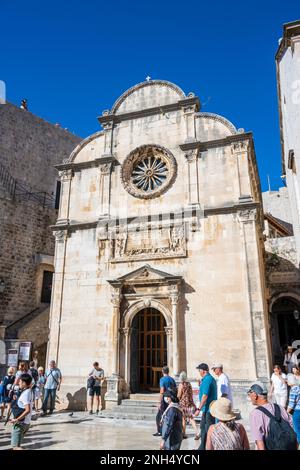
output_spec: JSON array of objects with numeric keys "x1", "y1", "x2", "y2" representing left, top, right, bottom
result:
[{"x1": 121, "y1": 145, "x2": 177, "y2": 199}]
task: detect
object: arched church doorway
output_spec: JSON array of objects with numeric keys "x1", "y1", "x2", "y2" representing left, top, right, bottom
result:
[
  {"x1": 271, "y1": 296, "x2": 300, "y2": 365},
  {"x1": 130, "y1": 308, "x2": 167, "y2": 393}
]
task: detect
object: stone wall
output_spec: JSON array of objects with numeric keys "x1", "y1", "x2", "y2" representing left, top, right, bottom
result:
[
  {"x1": 0, "y1": 102, "x2": 81, "y2": 333},
  {"x1": 262, "y1": 187, "x2": 293, "y2": 224},
  {"x1": 0, "y1": 102, "x2": 80, "y2": 193},
  {"x1": 0, "y1": 196, "x2": 56, "y2": 325}
]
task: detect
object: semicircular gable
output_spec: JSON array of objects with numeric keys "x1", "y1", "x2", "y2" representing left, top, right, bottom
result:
[
  {"x1": 111, "y1": 80, "x2": 186, "y2": 115},
  {"x1": 68, "y1": 131, "x2": 105, "y2": 163},
  {"x1": 196, "y1": 112, "x2": 237, "y2": 141}
]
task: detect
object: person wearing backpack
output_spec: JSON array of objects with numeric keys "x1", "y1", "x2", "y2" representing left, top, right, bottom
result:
[
  {"x1": 42, "y1": 360, "x2": 62, "y2": 416},
  {"x1": 0, "y1": 367, "x2": 15, "y2": 420},
  {"x1": 87, "y1": 361, "x2": 105, "y2": 415},
  {"x1": 248, "y1": 381, "x2": 298, "y2": 450}
]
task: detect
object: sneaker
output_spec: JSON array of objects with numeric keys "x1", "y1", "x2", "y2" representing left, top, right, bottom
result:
[{"x1": 153, "y1": 432, "x2": 162, "y2": 437}]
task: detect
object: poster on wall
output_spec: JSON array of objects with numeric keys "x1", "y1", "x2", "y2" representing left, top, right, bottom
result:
[
  {"x1": 7, "y1": 349, "x2": 19, "y2": 367},
  {"x1": 19, "y1": 341, "x2": 31, "y2": 361}
]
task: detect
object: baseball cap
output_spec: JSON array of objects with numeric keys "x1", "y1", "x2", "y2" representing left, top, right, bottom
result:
[
  {"x1": 247, "y1": 381, "x2": 268, "y2": 396},
  {"x1": 196, "y1": 363, "x2": 209, "y2": 371},
  {"x1": 212, "y1": 363, "x2": 223, "y2": 369}
]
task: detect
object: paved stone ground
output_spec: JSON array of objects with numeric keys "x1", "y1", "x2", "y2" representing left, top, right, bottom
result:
[{"x1": 0, "y1": 412, "x2": 254, "y2": 450}]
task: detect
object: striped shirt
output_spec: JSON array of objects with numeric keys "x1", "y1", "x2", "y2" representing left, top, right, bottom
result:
[
  {"x1": 288, "y1": 385, "x2": 300, "y2": 411},
  {"x1": 206, "y1": 421, "x2": 249, "y2": 450}
]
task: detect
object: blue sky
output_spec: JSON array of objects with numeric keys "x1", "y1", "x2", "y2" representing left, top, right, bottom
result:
[{"x1": 1, "y1": 0, "x2": 299, "y2": 191}]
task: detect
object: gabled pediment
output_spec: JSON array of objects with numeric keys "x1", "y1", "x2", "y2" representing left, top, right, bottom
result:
[{"x1": 108, "y1": 264, "x2": 182, "y2": 286}]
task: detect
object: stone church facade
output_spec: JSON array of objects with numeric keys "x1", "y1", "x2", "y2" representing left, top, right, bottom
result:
[{"x1": 48, "y1": 80, "x2": 271, "y2": 411}]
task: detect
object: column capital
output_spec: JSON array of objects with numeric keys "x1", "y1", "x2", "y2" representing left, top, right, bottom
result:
[
  {"x1": 184, "y1": 148, "x2": 199, "y2": 163},
  {"x1": 99, "y1": 162, "x2": 112, "y2": 175},
  {"x1": 231, "y1": 140, "x2": 249, "y2": 155},
  {"x1": 121, "y1": 327, "x2": 131, "y2": 337},
  {"x1": 53, "y1": 229, "x2": 68, "y2": 243},
  {"x1": 237, "y1": 208, "x2": 257, "y2": 223},
  {"x1": 58, "y1": 168, "x2": 73, "y2": 181},
  {"x1": 111, "y1": 288, "x2": 122, "y2": 307},
  {"x1": 168, "y1": 285, "x2": 180, "y2": 305},
  {"x1": 164, "y1": 326, "x2": 173, "y2": 337}
]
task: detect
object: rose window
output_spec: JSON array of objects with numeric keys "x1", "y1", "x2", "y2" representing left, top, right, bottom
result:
[
  {"x1": 121, "y1": 145, "x2": 177, "y2": 199},
  {"x1": 131, "y1": 156, "x2": 168, "y2": 192}
]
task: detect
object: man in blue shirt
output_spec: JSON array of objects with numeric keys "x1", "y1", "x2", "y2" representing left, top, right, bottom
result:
[
  {"x1": 153, "y1": 366, "x2": 177, "y2": 437},
  {"x1": 194, "y1": 363, "x2": 217, "y2": 450}
]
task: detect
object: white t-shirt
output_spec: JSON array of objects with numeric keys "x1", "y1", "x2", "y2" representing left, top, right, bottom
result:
[
  {"x1": 17, "y1": 388, "x2": 33, "y2": 425},
  {"x1": 217, "y1": 373, "x2": 233, "y2": 404},
  {"x1": 271, "y1": 373, "x2": 287, "y2": 394}
]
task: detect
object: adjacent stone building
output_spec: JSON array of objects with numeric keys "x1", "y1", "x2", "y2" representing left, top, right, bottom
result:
[
  {"x1": 263, "y1": 187, "x2": 300, "y2": 364},
  {"x1": 276, "y1": 20, "x2": 300, "y2": 264},
  {"x1": 47, "y1": 80, "x2": 271, "y2": 413},
  {"x1": 0, "y1": 102, "x2": 80, "y2": 367}
]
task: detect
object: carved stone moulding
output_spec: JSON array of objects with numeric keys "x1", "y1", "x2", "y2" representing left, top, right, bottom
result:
[
  {"x1": 109, "y1": 223, "x2": 187, "y2": 263},
  {"x1": 121, "y1": 144, "x2": 177, "y2": 199}
]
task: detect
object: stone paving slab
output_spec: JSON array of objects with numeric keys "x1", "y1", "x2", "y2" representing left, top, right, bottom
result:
[{"x1": 0, "y1": 411, "x2": 254, "y2": 450}]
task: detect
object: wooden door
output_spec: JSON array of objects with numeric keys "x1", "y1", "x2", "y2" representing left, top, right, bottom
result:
[{"x1": 137, "y1": 308, "x2": 167, "y2": 391}]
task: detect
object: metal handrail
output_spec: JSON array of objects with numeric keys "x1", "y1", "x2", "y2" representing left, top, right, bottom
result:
[{"x1": 0, "y1": 161, "x2": 55, "y2": 208}]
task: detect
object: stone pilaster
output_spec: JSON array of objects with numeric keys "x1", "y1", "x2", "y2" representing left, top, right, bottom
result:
[
  {"x1": 231, "y1": 141, "x2": 253, "y2": 203},
  {"x1": 102, "y1": 115, "x2": 114, "y2": 157},
  {"x1": 57, "y1": 169, "x2": 73, "y2": 224},
  {"x1": 238, "y1": 208, "x2": 270, "y2": 380},
  {"x1": 182, "y1": 95, "x2": 197, "y2": 143},
  {"x1": 98, "y1": 163, "x2": 112, "y2": 217},
  {"x1": 164, "y1": 326, "x2": 173, "y2": 370},
  {"x1": 169, "y1": 285, "x2": 180, "y2": 377},
  {"x1": 122, "y1": 327, "x2": 131, "y2": 385},
  {"x1": 185, "y1": 149, "x2": 200, "y2": 206},
  {"x1": 105, "y1": 286, "x2": 122, "y2": 408},
  {"x1": 47, "y1": 229, "x2": 69, "y2": 365}
]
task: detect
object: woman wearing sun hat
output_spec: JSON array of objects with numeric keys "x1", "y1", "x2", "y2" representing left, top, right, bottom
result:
[{"x1": 206, "y1": 397, "x2": 250, "y2": 450}]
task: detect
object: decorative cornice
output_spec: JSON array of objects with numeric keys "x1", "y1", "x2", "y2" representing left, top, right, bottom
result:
[
  {"x1": 98, "y1": 97, "x2": 200, "y2": 126},
  {"x1": 179, "y1": 132, "x2": 253, "y2": 152},
  {"x1": 51, "y1": 202, "x2": 260, "y2": 232},
  {"x1": 275, "y1": 20, "x2": 300, "y2": 61},
  {"x1": 110, "y1": 80, "x2": 186, "y2": 114},
  {"x1": 196, "y1": 112, "x2": 237, "y2": 135},
  {"x1": 54, "y1": 155, "x2": 116, "y2": 172}
]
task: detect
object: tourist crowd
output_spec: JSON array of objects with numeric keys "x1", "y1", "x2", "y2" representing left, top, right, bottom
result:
[{"x1": 0, "y1": 352, "x2": 300, "y2": 451}]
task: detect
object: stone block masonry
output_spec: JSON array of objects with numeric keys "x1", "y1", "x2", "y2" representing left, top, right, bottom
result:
[{"x1": 0, "y1": 101, "x2": 81, "y2": 334}]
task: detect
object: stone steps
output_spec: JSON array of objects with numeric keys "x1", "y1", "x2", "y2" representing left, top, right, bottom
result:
[
  {"x1": 98, "y1": 397, "x2": 158, "y2": 421},
  {"x1": 98, "y1": 394, "x2": 242, "y2": 422}
]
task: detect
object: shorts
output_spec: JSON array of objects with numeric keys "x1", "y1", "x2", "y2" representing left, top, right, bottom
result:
[
  {"x1": 34, "y1": 388, "x2": 42, "y2": 400},
  {"x1": 89, "y1": 386, "x2": 101, "y2": 397},
  {"x1": 11, "y1": 422, "x2": 30, "y2": 448}
]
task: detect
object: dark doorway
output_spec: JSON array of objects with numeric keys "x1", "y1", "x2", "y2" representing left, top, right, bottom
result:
[
  {"x1": 130, "y1": 308, "x2": 167, "y2": 392},
  {"x1": 271, "y1": 297, "x2": 300, "y2": 364},
  {"x1": 41, "y1": 271, "x2": 53, "y2": 303}
]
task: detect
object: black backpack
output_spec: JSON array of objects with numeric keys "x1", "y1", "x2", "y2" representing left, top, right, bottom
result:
[
  {"x1": 257, "y1": 404, "x2": 298, "y2": 450},
  {"x1": 87, "y1": 376, "x2": 95, "y2": 389}
]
